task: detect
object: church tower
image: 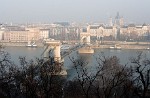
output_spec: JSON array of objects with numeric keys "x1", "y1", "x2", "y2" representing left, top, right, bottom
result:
[
  {"x1": 119, "y1": 17, "x2": 124, "y2": 27},
  {"x1": 115, "y1": 12, "x2": 124, "y2": 27},
  {"x1": 109, "y1": 17, "x2": 113, "y2": 26}
]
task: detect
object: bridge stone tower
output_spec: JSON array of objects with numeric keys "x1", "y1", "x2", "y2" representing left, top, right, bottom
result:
[
  {"x1": 43, "y1": 39, "x2": 61, "y2": 62},
  {"x1": 80, "y1": 33, "x2": 91, "y2": 45},
  {"x1": 42, "y1": 39, "x2": 67, "y2": 75}
]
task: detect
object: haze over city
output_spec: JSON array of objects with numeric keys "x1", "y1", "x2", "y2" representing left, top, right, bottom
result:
[
  {"x1": 2, "y1": 0, "x2": 150, "y2": 98},
  {"x1": 0, "y1": 0, "x2": 150, "y2": 24}
]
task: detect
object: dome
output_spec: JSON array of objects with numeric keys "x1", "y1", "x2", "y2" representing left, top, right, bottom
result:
[{"x1": 142, "y1": 23, "x2": 147, "y2": 26}]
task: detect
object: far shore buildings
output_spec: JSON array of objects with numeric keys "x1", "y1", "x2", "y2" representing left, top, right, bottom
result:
[
  {"x1": 86, "y1": 24, "x2": 117, "y2": 41},
  {"x1": 3, "y1": 31, "x2": 39, "y2": 42},
  {"x1": 0, "y1": 16, "x2": 150, "y2": 43},
  {"x1": 82, "y1": 13, "x2": 150, "y2": 41},
  {"x1": 0, "y1": 23, "x2": 80, "y2": 42},
  {"x1": 1, "y1": 26, "x2": 40, "y2": 42},
  {"x1": 3, "y1": 31, "x2": 29, "y2": 42},
  {"x1": 39, "y1": 29, "x2": 49, "y2": 39},
  {"x1": 83, "y1": 23, "x2": 150, "y2": 41},
  {"x1": 120, "y1": 23, "x2": 150, "y2": 41}
]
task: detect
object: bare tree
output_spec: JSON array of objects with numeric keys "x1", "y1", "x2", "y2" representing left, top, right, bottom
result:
[
  {"x1": 66, "y1": 54, "x2": 133, "y2": 98},
  {"x1": 130, "y1": 52, "x2": 150, "y2": 98},
  {"x1": 93, "y1": 55, "x2": 133, "y2": 98},
  {"x1": 0, "y1": 45, "x2": 17, "y2": 98},
  {"x1": 37, "y1": 58, "x2": 65, "y2": 98},
  {"x1": 0, "y1": 44, "x2": 66, "y2": 98},
  {"x1": 3, "y1": 44, "x2": 150, "y2": 98},
  {"x1": 68, "y1": 55, "x2": 103, "y2": 98}
]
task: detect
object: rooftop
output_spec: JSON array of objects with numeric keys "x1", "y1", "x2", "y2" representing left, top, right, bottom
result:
[{"x1": 128, "y1": 24, "x2": 135, "y2": 27}]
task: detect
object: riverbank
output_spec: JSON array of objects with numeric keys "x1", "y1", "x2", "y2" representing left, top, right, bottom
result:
[
  {"x1": 1, "y1": 41, "x2": 150, "y2": 50},
  {"x1": 92, "y1": 44, "x2": 150, "y2": 50},
  {"x1": 0, "y1": 41, "x2": 44, "y2": 47}
]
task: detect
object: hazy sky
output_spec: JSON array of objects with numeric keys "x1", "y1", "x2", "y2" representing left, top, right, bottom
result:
[{"x1": 0, "y1": 0, "x2": 150, "y2": 24}]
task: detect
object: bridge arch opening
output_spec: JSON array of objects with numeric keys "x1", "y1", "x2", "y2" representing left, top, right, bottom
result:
[
  {"x1": 80, "y1": 33, "x2": 90, "y2": 45},
  {"x1": 42, "y1": 40, "x2": 61, "y2": 63}
]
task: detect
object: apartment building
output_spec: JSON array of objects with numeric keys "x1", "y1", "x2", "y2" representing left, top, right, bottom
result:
[
  {"x1": 3, "y1": 31, "x2": 39, "y2": 42},
  {"x1": 39, "y1": 29, "x2": 49, "y2": 39},
  {"x1": 25, "y1": 27, "x2": 40, "y2": 40},
  {"x1": 3, "y1": 31, "x2": 28, "y2": 42}
]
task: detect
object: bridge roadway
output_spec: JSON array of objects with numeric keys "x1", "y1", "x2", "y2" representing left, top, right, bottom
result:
[{"x1": 60, "y1": 44, "x2": 84, "y2": 59}]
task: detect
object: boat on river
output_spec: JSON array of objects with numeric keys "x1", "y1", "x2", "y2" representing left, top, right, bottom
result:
[
  {"x1": 26, "y1": 41, "x2": 37, "y2": 47},
  {"x1": 109, "y1": 44, "x2": 121, "y2": 50}
]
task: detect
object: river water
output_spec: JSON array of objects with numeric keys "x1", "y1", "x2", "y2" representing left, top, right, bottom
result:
[
  {"x1": 5, "y1": 47, "x2": 150, "y2": 65},
  {"x1": 4, "y1": 47, "x2": 150, "y2": 79}
]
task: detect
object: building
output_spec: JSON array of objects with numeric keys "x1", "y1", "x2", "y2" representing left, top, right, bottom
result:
[
  {"x1": 25, "y1": 27, "x2": 40, "y2": 40},
  {"x1": 39, "y1": 29, "x2": 49, "y2": 39},
  {"x1": 120, "y1": 23, "x2": 150, "y2": 41},
  {"x1": 49, "y1": 26, "x2": 80, "y2": 40},
  {"x1": 84, "y1": 24, "x2": 117, "y2": 41},
  {"x1": 3, "y1": 31, "x2": 29, "y2": 42},
  {"x1": 3, "y1": 26, "x2": 25, "y2": 31},
  {"x1": 3, "y1": 31, "x2": 39, "y2": 42},
  {"x1": 0, "y1": 30, "x2": 4, "y2": 40},
  {"x1": 82, "y1": 23, "x2": 150, "y2": 41}
]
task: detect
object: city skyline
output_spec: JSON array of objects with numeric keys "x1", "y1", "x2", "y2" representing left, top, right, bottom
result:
[{"x1": 0, "y1": 0, "x2": 150, "y2": 24}]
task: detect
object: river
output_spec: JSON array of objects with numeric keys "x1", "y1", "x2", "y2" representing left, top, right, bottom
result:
[
  {"x1": 5, "y1": 46, "x2": 150, "y2": 66},
  {"x1": 4, "y1": 46, "x2": 150, "y2": 79}
]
